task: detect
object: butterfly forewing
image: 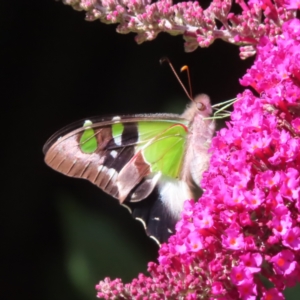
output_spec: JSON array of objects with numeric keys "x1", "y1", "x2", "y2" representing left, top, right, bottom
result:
[{"x1": 44, "y1": 115, "x2": 189, "y2": 227}]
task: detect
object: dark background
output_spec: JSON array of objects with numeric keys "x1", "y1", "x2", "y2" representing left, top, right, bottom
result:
[{"x1": 4, "y1": 1, "x2": 298, "y2": 300}]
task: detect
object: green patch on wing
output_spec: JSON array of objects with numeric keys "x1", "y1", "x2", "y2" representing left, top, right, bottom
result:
[
  {"x1": 138, "y1": 122, "x2": 188, "y2": 178},
  {"x1": 112, "y1": 122, "x2": 124, "y2": 141},
  {"x1": 79, "y1": 120, "x2": 98, "y2": 153}
]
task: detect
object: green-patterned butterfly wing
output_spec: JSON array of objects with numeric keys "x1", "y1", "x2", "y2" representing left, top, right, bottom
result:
[{"x1": 43, "y1": 95, "x2": 215, "y2": 244}]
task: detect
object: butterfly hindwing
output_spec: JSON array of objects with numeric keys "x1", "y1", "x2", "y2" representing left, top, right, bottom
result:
[{"x1": 124, "y1": 186, "x2": 178, "y2": 244}]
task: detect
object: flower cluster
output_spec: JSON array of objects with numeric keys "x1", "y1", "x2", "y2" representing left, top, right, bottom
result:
[
  {"x1": 95, "y1": 18, "x2": 300, "y2": 299},
  {"x1": 61, "y1": 0, "x2": 299, "y2": 58}
]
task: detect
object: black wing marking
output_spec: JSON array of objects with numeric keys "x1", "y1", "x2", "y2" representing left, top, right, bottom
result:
[{"x1": 124, "y1": 186, "x2": 177, "y2": 245}]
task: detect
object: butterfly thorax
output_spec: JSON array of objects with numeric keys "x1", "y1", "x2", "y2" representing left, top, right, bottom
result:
[{"x1": 180, "y1": 94, "x2": 215, "y2": 188}]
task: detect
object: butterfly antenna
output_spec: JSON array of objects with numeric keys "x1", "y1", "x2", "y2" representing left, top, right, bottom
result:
[
  {"x1": 180, "y1": 65, "x2": 193, "y2": 99},
  {"x1": 160, "y1": 57, "x2": 194, "y2": 102}
]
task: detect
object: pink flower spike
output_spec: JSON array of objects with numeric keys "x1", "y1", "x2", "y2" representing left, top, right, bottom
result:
[
  {"x1": 270, "y1": 250, "x2": 297, "y2": 275},
  {"x1": 62, "y1": 0, "x2": 300, "y2": 56},
  {"x1": 87, "y1": 8, "x2": 300, "y2": 300}
]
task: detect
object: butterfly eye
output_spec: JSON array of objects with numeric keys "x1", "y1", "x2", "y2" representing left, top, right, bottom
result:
[{"x1": 196, "y1": 102, "x2": 206, "y2": 111}]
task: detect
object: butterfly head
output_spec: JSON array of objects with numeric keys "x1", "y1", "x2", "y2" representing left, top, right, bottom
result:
[
  {"x1": 181, "y1": 94, "x2": 212, "y2": 120},
  {"x1": 193, "y1": 94, "x2": 213, "y2": 116}
]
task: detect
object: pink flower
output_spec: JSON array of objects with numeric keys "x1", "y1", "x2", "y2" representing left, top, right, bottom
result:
[
  {"x1": 283, "y1": 0, "x2": 300, "y2": 10},
  {"x1": 211, "y1": 281, "x2": 225, "y2": 295},
  {"x1": 282, "y1": 227, "x2": 300, "y2": 250},
  {"x1": 240, "y1": 253, "x2": 262, "y2": 273},
  {"x1": 245, "y1": 188, "x2": 264, "y2": 210},
  {"x1": 222, "y1": 228, "x2": 245, "y2": 250},
  {"x1": 187, "y1": 232, "x2": 204, "y2": 252},
  {"x1": 291, "y1": 118, "x2": 300, "y2": 133},
  {"x1": 270, "y1": 206, "x2": 292, "y2": 236},
  {"x1": 237, "y1": 282, "x2": 257, "y2": 300},
  {"x1": 262, "y1": 288, "x2": 285, "y2": 300},
  {"x1": 231, "y1": 266, "x2": 253, "y2": 286},
  {"x1": 270, "y1": 250, "x2": 297, "y2": 275},
  {"x1": 194, "y1": 209, "x2": 214, "y2": 228}
]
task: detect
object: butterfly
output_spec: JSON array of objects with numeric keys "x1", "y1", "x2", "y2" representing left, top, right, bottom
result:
[{"x1": 43, "y1": 94, "x2": 234, "y2": 245}]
